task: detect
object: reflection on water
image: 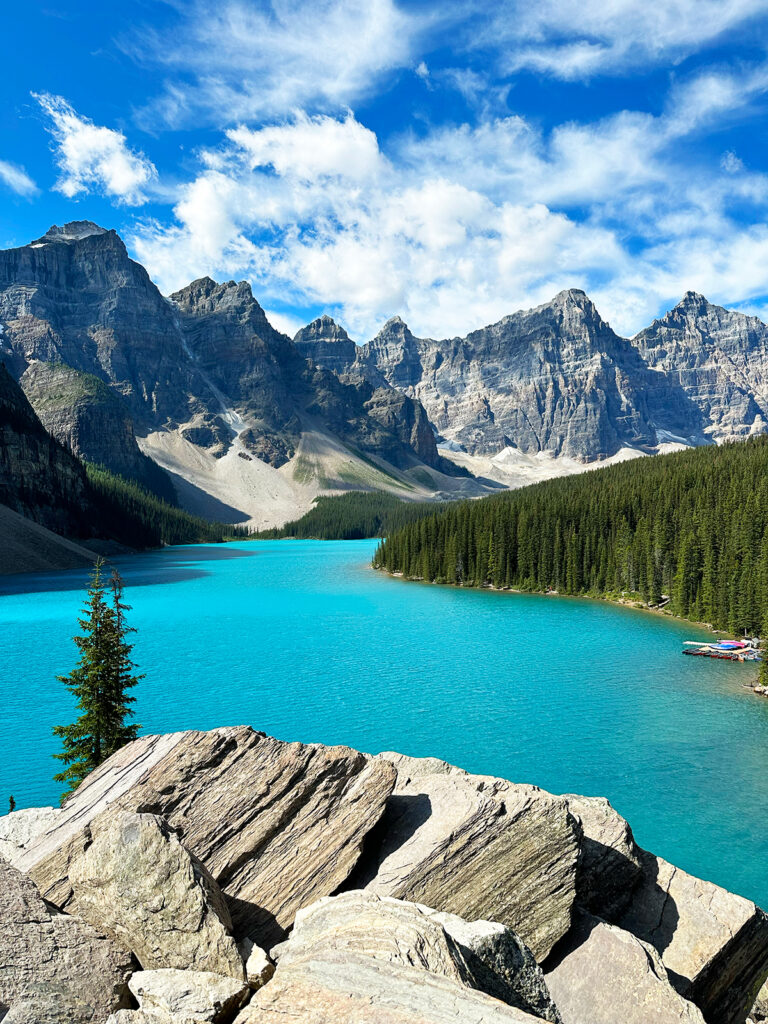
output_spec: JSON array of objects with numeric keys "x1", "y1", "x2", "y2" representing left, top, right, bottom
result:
[{"x1": 0, "y1": 543, "x2": 258, "y2": 597}]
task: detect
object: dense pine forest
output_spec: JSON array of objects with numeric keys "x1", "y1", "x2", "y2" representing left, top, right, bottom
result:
[
  {"x1": 255, "y1": 491, "x2": 443, "y2": 540},
  {"x1": 86, "y1": 465, "x2": 245, "y2": 547},
  {"x1": 374, "y1": 438, "x2": 768, "y2": 635}
]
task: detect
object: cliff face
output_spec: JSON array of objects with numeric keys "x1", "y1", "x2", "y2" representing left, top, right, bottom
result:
[
  {"x1": 0, "y1": 222, "x2": 202, "y2": 431},
  {"x1": 19, "y1": 361, "x2": 174, "y2": 499},
  {"x1": 0, "y1": 361, "x2": 91, "y2": 536},
  {"x1": 294, "y1": 315, "x2": 359, "y2": 377},
  {"x1": 633, "y1": 291, "x2": 768, "y2": 441},
  {"x1": 352, "y1": 291, "x2": 700, "y2": 459},
  {"x1": 298, "y1": 291, "x2": 768, "y2": 462},
  {"x1": 169, "y1": 277, "x2": 444, "y2": 472}
]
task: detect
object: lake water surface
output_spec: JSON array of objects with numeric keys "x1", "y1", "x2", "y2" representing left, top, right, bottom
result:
[{"x1": 2, "y1": 539, "x2": 767, "y2": 908}]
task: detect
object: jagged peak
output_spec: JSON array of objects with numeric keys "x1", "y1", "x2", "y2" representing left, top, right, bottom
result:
[
  {"x1": 294, "y1": 314, "x2": 352, "y2": 345},
  {"x1": 33, "y1": 221, "x2": 110, "y2": 244},
  {"x1": 675, "y1": 290, "x2": 712, "y2": 310}
]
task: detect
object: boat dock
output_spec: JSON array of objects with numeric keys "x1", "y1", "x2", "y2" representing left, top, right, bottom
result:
[{"x1": 682, "y1": 639, "x2": 761, "y2": 661}]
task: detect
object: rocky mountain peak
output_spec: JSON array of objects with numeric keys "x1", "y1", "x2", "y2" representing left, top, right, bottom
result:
[
  {"x1": 170, "y1": 276, "x2": 268, "y2": 324},
  {"x1": 294, "y1": 315, "x2": 352, "y2": 346},
  {"x1": 673, "y1": 291, "x2": 712, "y2": 315},
  {"x1": 33, "y1": 221, "x2": 111, "y2": 244}
]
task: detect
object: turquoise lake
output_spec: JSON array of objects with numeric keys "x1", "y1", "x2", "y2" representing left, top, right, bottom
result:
[{"x1": 2, "y1": 539, "x2": 767, "y2": 908}]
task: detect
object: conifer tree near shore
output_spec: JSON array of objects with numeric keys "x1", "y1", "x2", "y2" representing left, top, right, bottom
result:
[{"x1": 53, "y1": 558, "x2": 142, "y2": 799}]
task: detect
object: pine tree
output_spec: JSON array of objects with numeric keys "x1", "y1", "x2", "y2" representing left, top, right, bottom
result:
[{"x1": 53, "y1": 559, "x2": 143, "y2": 800}]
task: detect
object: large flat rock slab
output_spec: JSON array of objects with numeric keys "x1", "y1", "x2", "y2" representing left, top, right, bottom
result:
[
  {"x1": 620, "y1": 851, "x2": 768, "y2": 1024},
  {"x1": 69, "y1": 808, "x2": 245, "y2": 978},
  {"x1": 0, "y1": 857, "x2": 134, "y2": 1023},
  {"x1": 544, "y1": 911, "x2": 705, "y2": 1024},
  {"x1": 20, "y1": 727, "x2": 396, "y2": 949},
  {"x1": 348, "y1": 751, "x2": 579, "y2": 961}
]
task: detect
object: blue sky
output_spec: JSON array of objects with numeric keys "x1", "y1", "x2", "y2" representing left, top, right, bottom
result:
[{"x1": 4, "y1": 0, "x2": 768, "y2": 340}]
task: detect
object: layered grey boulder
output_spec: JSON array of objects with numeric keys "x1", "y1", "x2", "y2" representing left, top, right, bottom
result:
[
  {"x1": 242, "y1": 892, "x2": 549, "y2": 1023},
  {"x1": 563, "y1": 793, "x2": 768, "y2": 1024},
  {"x1": 68, "y1": 808, "x2": 245, "y2": 978},
  {"x1": 348, "y1": 751, "x2": 580, "y2": 961},
  {"x1": 620, "y1": 851, "x2": 768, "y2": 1024},
  {"x1": 425, "y1": 907, "x2": 561, "y2": 1023},
  {"x1": 563, "y1": 794, "x2": 643, "y2": 920},
  {"x1": 18, "y1": 727, "x2": 397, "y2": 950},
  {"x1": 0, "y1": 857, "x2": 134, "y2": 1023},
  {"x1": 544, "y1": 911, "x2": 705, "y2": 1024}
]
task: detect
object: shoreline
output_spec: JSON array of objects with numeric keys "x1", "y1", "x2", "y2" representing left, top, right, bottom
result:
[{"x1": 376, "y1": 565, "x2": 766, "y2": 694}]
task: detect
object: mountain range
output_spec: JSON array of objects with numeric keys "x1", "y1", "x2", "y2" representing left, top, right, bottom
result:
[{"x1": 3, "y1": 220, "x2": 768, "y2": 538}]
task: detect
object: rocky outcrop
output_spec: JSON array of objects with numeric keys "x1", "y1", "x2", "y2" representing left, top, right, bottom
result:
[
  {"x1": 20, "y1": 361, "x2": 174, "y2": 499},
  {"x1": 348, "y1": 751, "x2": 580, "y2": 962},
  {"x1": 620, "y1": 850, "x2": 768, "y2": 1024},
  {"x1": 19, "y1": 727, "x2": 397, "y2": 950},
  {"x1": 68, "y1": 808, "x2": 245, "y2": 978},
  {"x1": 0, "y1": 857, "x2": 134, "y2": 1023},
  {"x1": 244, "y1": 946, "x2": 548, "y2": 1023},
  {"x1": 544, "y1": 911, "x2": 705, "y2": 1024},
  {"x1": 5, "y1": 729, "x2": 768, "y2": 1024}
]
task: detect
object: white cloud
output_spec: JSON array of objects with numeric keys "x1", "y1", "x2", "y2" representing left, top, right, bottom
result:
[
  {"x1": 0, "y1": 159, "x2": 38, "y2": 197},
  {"x1": 129, "y1": 113, "x2": 624, "y2": 338},
  {"x1": 477, "y1": 0, "x2": 768, "y2": 80},
  {"x1": 264, "y1": 308, "x2": 306, "y2": 337},
  {"x1": 35, "y1": 93, "x2": 157, "y2": 205},
  {"x1": 128, "y1": 0, "x2": 428, "y2": 128}
]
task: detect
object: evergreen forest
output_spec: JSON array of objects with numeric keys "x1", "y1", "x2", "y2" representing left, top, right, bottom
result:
[
  {"x1": 85, "y1": 465, "x2": 246, "y2": 547},
  {"x1": 255, "y1": 490, "x2": 443, "y2": 540},
  {"x1": 373, "y1": 437, "x2": 768, "y2": 635}
]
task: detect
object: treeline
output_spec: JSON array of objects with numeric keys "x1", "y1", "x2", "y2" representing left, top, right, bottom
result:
[
  {"x1": 255, "y1": 490, "x2": 444, "y2": 540},
  {"x1": 86, "y1": 465, "x2": 247, "y2": 547},
  {"x1": 374, "y1": 437, "x2": 768, "y2": 634}
]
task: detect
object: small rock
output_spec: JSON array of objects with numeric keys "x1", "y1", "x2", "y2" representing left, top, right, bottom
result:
[
  {"x1": 239, "y1": 938, "x2": 275, "y2": 989},
  {"x1": 425, "y1": 907, "x2": 561, "y2": 1023},
  {"x1": 129, "y1": 968, "x2": 250, "y2": 1023},
  {"x1": 69, "y1": 808, "x2": 244, "y2": 978}
]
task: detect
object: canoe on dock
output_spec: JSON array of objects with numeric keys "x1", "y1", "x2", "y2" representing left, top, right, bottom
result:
[{"x1": 682, "y1": 639, "x2": 761, "y2": 661}]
